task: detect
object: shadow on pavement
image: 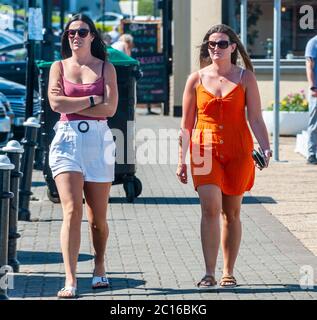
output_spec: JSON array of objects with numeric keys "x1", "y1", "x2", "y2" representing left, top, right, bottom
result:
[
  {"x1": 17, "y1": 251, "x2": 94, "y2": 265},
  {"x1": 31, "y1": 181, "x2": 47, "y2": 187},
  {"x1": 109, "y1": 196, "x2": 276, "y2": 205},
  {"x1": 9, "y1": 273, "x2": 146, "y2": 299},
  {"x1": 9, "y1": 271, "x2": 316, "y2": 298},
  {"x1": 82, "y1": 283, "x2": 317, "y2": 297}
]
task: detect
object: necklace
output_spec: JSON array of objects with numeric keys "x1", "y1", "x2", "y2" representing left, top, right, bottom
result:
[{"x1": 219, "y1": 66, "x2": 233, "y2": 83}]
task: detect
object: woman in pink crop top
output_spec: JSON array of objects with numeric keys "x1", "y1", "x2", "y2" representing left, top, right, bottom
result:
[{"x1": 48, "y1": 13, "x2": 118, "y2": 298}]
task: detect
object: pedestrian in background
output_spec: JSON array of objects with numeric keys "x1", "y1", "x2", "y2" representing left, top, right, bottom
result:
[
  {"x1": 108, "y1": 25, "x2": 121, "y2": 44},
  {"x1": 305, "y1": 34, "x2": 317, "y2": 165},
  {"x1": 48, "y1": 13, "x2": 118, "y2": 298},
  {"x1": 176, "y1": 24, "x2": 272, "y2": 288},
  {"x1": 102, "y1": 32, "x2": 112, "y2": 46},
  {"x1": 112, "y1": 33, "x2": 134, "y2": 56}
]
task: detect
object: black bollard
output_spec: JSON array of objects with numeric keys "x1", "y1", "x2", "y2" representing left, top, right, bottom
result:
[
  {"x1": 19, "y1": 117, "x2": 41, "y2": 221},
  {"x1": 0, "y1": 155, "x2": 15, "y2": 300},
  {"x1": 2, "y1": 141, "x2": 24, "y2": 272}
]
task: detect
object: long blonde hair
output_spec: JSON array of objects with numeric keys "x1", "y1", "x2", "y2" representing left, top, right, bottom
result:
[{"x1": 199, "y1": 24, "x2": 253, "y2": 72}]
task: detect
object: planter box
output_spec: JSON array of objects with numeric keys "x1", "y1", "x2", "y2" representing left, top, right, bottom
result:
[{"x1": 262, "y1": 110, "x2": 309, "y2": 136}]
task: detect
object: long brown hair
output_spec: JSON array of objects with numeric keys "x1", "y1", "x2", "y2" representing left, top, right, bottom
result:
[
  {"x1": 199, "y1": 24, "x2": 253, "y2": 71},
  {"x1": 61, "y1": 14, "x2": 107, "y2": 61}
]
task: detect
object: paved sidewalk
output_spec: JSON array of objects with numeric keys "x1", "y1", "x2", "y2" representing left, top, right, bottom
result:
[{"x1": 9, "y1": 110, "x2": 317, "y2": 300}]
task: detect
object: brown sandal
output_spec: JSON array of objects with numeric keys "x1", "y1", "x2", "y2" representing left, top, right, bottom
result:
[
  {"x1": 220, "y1": 275, "x2": 237, "y2": 288},
  {"x1": 197, "y1": 275, "x2": 217, "y2": 288}
]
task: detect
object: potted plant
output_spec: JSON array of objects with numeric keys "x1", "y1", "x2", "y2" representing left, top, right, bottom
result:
[{"x1": 262, "y1": 90, "x2": 309, "y2": 136}]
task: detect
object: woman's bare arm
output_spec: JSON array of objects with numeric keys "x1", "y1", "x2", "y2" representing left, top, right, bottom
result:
[
  {"x1": 48, "y1": 61, "x2": 103, "y2": 113},
  {"x1": 245, "y1": 69, "x2": 270, "y2": 152},
  {"x1": 178, "y1": 72, "x2": 199, "y2": 164},
  {"x1": 76, "y1": 62, "x2": 118, "y2": 118}
]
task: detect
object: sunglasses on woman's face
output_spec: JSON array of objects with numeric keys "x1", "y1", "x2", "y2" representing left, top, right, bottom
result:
[
  {"x1": 207, "y1": 40, "x2": 231, "y2": 49},
  {"x1": 66, "y1": 28, "x2": 90, "y2": 38}
]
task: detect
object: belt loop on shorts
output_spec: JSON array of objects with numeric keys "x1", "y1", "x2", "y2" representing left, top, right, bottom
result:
[{"x1": 78, "y1": 121, "x2": 89, "y2": 133}]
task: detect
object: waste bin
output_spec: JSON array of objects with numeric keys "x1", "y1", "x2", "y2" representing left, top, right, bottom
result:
[
  {"x1": 36, "y1": 60, "x2": 60, "y2": 203},
  {"x1": 36, "y1": 47, "x2": 142, "y2": 203}
]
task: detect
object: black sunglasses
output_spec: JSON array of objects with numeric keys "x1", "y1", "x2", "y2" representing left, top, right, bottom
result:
[
  {"x1": 66, "y1": 28, "x2": 90, "y2": 38},
  {"x1": 207, "y1": 40, "x2": 232, "y2": 49}
]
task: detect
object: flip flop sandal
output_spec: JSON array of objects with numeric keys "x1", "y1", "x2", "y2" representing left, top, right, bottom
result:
[
  {"x1": 92, "y1": 275, "x2": 110, "y2": 289},
  {"x1": 220, "y1": 275, "x2": 237, "y2": 288},
  {"x1": 197, "y1": 275, "x2": 217, "y2": 288},
  {"x1": 57, "y1": 286, "x2": 78, "y2": 299}
]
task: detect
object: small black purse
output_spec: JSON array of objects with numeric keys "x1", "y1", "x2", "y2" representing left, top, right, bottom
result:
[{"x1": 252, "y1": 149, "x2": 266, "y2": 169}]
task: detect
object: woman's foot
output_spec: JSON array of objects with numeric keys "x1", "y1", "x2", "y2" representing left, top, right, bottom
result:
[
  {"x1": 220, "y1": 275, "x2": 237, "y2": 288},
  {"x1": 92, "y1": 275, "x2": 109, "y2": 289},
  {"x1": 92, "y1": 261, "x2": 109, "y2": 289},
  {"x1": 57, "y1": 285, "x2": 78, "y2": 298},
  {"x1": 197, "y1": 274, "x2": 217, "y2": 288}
]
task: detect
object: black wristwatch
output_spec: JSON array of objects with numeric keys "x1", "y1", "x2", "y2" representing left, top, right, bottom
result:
[
  {"x1": 89, "y1": 96, "x2": 95, "y2": 107},
  {"x1": 310, "y1": 86, "x2": 317, "y2": 91}
]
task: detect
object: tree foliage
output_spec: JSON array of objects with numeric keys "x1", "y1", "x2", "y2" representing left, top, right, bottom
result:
[{"x1": 138, "y1": 0, "x2": 154, "y2": 16}]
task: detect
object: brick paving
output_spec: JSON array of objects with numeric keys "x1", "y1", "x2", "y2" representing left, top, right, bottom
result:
[{"x1": 7, "y1": 110, "x2": 317, "y2": 300}]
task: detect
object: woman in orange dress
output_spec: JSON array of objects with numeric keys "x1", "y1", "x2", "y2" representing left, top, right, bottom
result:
[{"x1": 176, "y1": 24, "x2": 272, "y2": 288}]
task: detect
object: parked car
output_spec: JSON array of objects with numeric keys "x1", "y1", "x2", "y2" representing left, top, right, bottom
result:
[
  {"x1": 0, "y1": 29, "x2": 23, "y2": 49},
  {"x1": 0, "y1": 77, "x2": 41, "y2": 139},
  {"x1": 0, "y1": 43, "x2": 60, "y2": 86},
  {"x1": 133, "y1": 15, "x2": 157, "y2": 21},
  {"x1": 0, "y1": 92, "x2": 14, "y2": 125},
  {"x1": 95, "y1": 12, "x2": 126, "y2": 27},
  {"x1": 0, "y1": 100, "x2": 11, "y2": 146}
]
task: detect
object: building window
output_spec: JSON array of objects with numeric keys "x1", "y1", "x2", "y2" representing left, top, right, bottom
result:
[{"x1": 225, "y1": 0, "x2": 317, "y2": 59}]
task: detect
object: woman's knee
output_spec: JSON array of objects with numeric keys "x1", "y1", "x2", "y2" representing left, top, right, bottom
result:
[
  {"x1": 88, "y1": 219, "x2": 108, "y2": 233},
  {"x1": 201, "y1": 204, "x2": 221, "y2": 219},
  {"x1": 221, "y1": 209, "x2": 241, "y2": 224},
  {"x1": 62, "y1": 203, "x2": 82, "y2": 224}
]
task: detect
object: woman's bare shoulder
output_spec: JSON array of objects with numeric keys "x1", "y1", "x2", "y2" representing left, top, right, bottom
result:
[
  {"x1": 49, "y1": 60, "x2": 63, "y2": 75},
  {"x1": 199, "y1": 65, "x2": 212, "y2": 73},
  {"x1": 242, "y1": 68, "x2": 257, "y2": 86},
  {"x1": 103, "y1": 61, "x2": 115, "y2": 73},
  {"x1": 186, "y1": 71, "x2": 201, "y2": 89},
  {"x1": 50, "y1": 60, "x2": 62, "y2": 69}
]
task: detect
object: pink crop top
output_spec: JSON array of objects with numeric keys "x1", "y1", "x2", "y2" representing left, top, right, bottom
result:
[{"x1": 59, "y1": 60, "x2": 106, "y2": 121}]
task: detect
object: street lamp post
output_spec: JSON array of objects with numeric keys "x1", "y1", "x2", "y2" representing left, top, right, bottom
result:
[
  {"x1": 273, "y1": 0, "x2": 281, "y2": 161},
  {"x1": 240, "y1": 0, "x2": 247, "y2": 47},
  {"x1": 42, "y1": 0, "x2": 54, "y2": 61},
  {"x1": 25, "y1": 0, "x2": 37, "y2": 120},
  {"x1": 131, "y1": 0, "x2": 135, "y2": 20},
  {"x1": 60, "y1": 0, "x2": 65, "y2": 33},
  {"x1": 100, "y1": 0, "x2": 105, "y2": 32}
]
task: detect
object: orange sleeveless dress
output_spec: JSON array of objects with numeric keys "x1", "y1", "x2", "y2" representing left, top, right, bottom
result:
[{"x1": 190, "y1": 70, "x2": 255, "y2": 195}]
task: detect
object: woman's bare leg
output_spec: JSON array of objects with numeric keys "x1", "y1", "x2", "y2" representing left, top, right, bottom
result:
[
  {"x1": 55, "y1": 172, "x2": 84, "y2": 296},
  {"x1": 84, "y1": 182, "x2": 112, "y2": 276}
]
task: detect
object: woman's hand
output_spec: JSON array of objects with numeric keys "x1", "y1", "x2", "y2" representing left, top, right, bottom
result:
[
  {"x1": 93, "y1": 95, "x2": 104, "y2": 105},
  {"x1": 310, "y1": 87, "x2": 317, "y2": 97},
  {"x1": 176, "y1": 163, "x2": 188, "y2": 184},
  {"x1": 263, "y1": 149, "x2": 272, "y2": 168}
]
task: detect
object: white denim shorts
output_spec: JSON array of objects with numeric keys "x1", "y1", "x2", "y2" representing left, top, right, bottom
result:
[{"x1": 49, "y1": 120, "x2": 116, "y2": 182}]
